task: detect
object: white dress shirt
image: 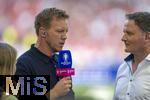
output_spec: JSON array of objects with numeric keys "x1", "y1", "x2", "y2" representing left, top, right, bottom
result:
[{"x1": 113, "y1": 54, "x2": 150, "y2": 100}]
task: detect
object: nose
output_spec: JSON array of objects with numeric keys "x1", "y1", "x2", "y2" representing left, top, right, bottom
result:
[
  {"x1": 121, "y1": 33, "x2": 127, "y2": 42},
  {"x1": 62, "y1": 33, "x2": 67, "y2": 40}
]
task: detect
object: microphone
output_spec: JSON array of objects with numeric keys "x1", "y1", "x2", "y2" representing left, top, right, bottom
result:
[{"x1": 56, "y1": 50, "x2": 75, "y2": 77}]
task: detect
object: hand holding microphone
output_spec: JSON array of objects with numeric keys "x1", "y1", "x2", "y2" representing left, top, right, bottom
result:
[
  {"x1": 51, "y1": 77, "x2": 72, "y2": 98},
  {"x1": 50, "y1": 50, "x2": 75, "y2": 99},
  {"x1": 49, "y1": 77, "x2": 72, "y2": 100}
]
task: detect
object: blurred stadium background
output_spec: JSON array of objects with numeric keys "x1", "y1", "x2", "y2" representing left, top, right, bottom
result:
[{"x1": 0, "y1": 0, "x2": 149, "y2": 99}]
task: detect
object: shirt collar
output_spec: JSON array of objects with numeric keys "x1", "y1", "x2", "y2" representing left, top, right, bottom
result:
[
  {"x1": 30, "y1": 44, "x2": 52, "y2": 63},
  {"x1": 124, "y1": 53, "x2": 150, "y2": 62},
  {"x1": 145, "y1": 53, "x2": 150, "y2": 61},
  {"x1": 124, "y1": 54, "x2": 134, "y2": 62}
]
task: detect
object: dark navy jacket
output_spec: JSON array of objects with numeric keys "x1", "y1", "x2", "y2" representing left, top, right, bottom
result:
[{"x1": 15, "y1": 44, "x2": 74, "y2": 100}]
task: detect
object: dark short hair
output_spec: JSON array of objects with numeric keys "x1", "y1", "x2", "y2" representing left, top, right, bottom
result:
[
  {"x1": 126, "y1": 12, "x2": 150, "y2": 33},
  {"x1": 34, "y1": 8, "x2": 69, "y2": 35}
]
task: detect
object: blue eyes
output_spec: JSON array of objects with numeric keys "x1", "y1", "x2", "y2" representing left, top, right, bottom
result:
[
  {"x1": 59, "y1": 30, "x2": 64, "y2": 32},
  {"x1": 56, "y1": 30, "x2": 68, "y2": 33}
]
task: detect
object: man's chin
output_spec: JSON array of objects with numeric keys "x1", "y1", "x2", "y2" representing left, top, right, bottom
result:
[
  {"x1": 125, "y1": 49, "x2": 130, "y2": 53},
  {"x1": 56, "y1": 47, "x2": 63, "y2": 52}
]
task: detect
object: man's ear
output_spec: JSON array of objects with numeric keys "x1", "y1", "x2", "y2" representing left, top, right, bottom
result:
[
  {"x1": 39, "y1": 27, "x2": 47, "y2": 38},
  {"x1": 41, "y1": 32, "x2": 47, "y2": 38},
  {"x1": 145, "y1": 32, "x2": 150, "y2": 40}
]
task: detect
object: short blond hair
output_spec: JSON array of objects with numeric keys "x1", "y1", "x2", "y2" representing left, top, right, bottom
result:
[
  {"x1": 0, "y1": 43, "x2": 17, "y2": 75},
  {"x1": 34, "y1": 7, "x2": 69, "y2": 35}
]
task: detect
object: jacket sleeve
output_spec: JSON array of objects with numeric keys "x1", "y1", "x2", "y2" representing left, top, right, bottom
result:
[{"x1": 15, "y1": 56, "x2": 32, "y2": 75}]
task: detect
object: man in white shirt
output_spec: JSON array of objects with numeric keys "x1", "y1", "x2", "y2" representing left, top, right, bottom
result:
[{"x1": 113, "y1": 12, "x2": 150, "y2": 100}]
